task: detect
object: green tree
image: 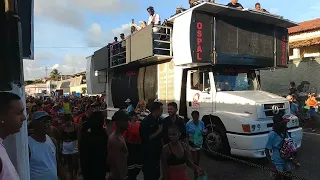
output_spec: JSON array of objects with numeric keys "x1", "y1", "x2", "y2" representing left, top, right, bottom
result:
[{"x1": 50, "y1": 69, "x2": 61, "y2": 80}]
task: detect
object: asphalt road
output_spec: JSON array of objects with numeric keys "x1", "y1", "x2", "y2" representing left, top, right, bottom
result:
[{"x1": 135, "y1": 132, "x2": 320, "y2": 180}]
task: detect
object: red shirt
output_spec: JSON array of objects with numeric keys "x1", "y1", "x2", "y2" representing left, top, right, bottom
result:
[
  {"x1": 112, "y1": 122, "x2": 141, "y2": 143},
  {"x1": 74, "y1": 113, "x2": 86, "y2": 124}
]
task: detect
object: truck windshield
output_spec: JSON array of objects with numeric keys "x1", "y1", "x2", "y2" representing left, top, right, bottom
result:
[{"x1": 214, "y1": 71, "x2": 259, "y2": 91}]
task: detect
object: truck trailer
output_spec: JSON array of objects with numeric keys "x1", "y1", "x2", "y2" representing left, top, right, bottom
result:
[{"x1": 87, "y1": 2, "x2": 303, "y2": 158}]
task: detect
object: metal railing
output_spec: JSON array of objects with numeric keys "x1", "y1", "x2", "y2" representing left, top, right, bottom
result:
[
  {"x1": 153, "y1": 24, "x2": 173, "y2": 57},
  {"x1": 109, "y1": 24, "x2": 172, "y2": 68},
  {"x1": 110, "y1": 41, "x2": 126, "y2": 67}
]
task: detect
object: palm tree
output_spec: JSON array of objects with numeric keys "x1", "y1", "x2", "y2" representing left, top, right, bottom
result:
[{"x1": 50, "y1": 69, "x2": 61, "y2": 80}]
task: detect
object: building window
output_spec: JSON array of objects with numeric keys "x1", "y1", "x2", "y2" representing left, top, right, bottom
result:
[{"x1": 289, "y1": 48, "x2": 293, "y2": 56}]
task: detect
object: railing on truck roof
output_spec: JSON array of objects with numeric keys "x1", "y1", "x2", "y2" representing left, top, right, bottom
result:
[{"x1": 109, "y1": 24, "x2": 173, "y2": 68}]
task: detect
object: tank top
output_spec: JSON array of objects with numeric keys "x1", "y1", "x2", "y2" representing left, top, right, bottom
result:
[
  {"x1": 0, "y1": 138, "x2": 20, "y2": 180},
  {"x1": 63, "y1": 124, "x2": 77, "y2": 141},
  {"x1": 167, "y1": 142, "x2": 187, "y2": 166},
  {"x1": 28, "y1": 135, "x2": 57, "y2": 180}
]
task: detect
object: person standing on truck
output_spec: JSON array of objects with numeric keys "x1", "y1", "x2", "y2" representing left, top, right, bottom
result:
[
  {"x1": 226, "y1": 0, "x2": 243, "y2": 9},
  {"x1": 162, "y1": 102, "x2": 187, "y2": 145},
  {"x1": 0, "y1": 92, "x2": 26, "y2": 180},
  {"x1": 147, "y1": 6, "x2": 161, "y2": 32},
  {"x1": 254, "y1": 3, "x2": 269, "y2": 13},
  {"x1": 139, "y1": 101, "x2": 164, "y2": 180}
]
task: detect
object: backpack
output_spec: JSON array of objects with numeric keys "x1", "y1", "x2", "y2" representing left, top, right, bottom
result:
[{"x1": 279, "y1": 132, "x2": 297, "y2": 160}]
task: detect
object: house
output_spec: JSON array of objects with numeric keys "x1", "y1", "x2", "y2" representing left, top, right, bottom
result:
[
  {"x1": 25, "y1": 83, "x2": 47, "y2": 96},
  {"x1": 70, "y1": 71, "x2": 87, "y2": 94},
  {"x1": 289, "y1": 18, "x2": 320, "y2": 59}
]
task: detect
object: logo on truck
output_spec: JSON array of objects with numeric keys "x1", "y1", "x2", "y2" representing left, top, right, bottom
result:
[
  {"x1": 192, "y1": 93, "x2": 200, "y2": 107},
  {"x1": 272, "y1": 105, "x2": 280, "y2": 114},
  {"x1": 196, "y1": 22, "x2": 203, "y2": 61}
]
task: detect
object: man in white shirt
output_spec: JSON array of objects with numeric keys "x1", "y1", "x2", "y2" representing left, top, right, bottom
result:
[
  {"x1": 147, "y1": 6, "x2": 161, "y2": 54},
  {"x1": 147, "y1": 6, "x2": 160, "y2": 32}
]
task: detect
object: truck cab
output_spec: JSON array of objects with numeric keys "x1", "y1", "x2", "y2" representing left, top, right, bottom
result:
[{"x1": 87, "y1": 2, "x2": 303, "y2": 158}]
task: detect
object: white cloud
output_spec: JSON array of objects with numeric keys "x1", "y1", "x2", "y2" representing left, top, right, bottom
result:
[
  {"x1": 72, "y1": 0, "x2": 137, "y2": 14},
  {"x1": 34, "y1": 0, "x2": 84, "y2": 29},
  {"x1": 35, "y1": 0, "x2": 138, "y2": 29},
  {"x1": 23, "y1": 54, "x2": 87, "y2": 80},
  {"x1": 85, "y1": 23, "x2": 131, "y2": 46}
]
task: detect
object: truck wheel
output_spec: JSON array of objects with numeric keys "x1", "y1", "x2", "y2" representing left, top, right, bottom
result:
[{"x1": 204, "y1": 124, "x2": 230, "y2": 160}]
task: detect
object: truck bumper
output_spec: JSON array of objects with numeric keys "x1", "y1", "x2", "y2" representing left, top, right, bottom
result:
[{"x1": 226, "y1": 127, "x2": 303, "y2": 158}]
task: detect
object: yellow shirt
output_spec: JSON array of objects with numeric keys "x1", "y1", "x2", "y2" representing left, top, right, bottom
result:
[{"x1": 62, "y1": 103, "x2": 71, "y2": 114}]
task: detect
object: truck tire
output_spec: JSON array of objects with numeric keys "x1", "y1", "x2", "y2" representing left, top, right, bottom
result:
[{"x1": 204, "y1": 123, "x2": 230, "y2": 160}]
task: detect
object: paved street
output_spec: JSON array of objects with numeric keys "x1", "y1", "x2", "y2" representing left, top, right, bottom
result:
[
  {"x1": 76, "y1": 125, "x2": 320, "y2": 180},
  {"x1": 135, "y1": 132, "x2": 320, "y2": 180}
]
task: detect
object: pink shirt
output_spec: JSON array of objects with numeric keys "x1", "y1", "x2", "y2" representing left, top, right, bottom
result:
[{"x1": 0, "y1": 138, "x2": 20, "y2": 180}]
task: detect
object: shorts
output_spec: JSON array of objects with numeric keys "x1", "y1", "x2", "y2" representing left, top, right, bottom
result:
[
  {"x1": 189, "y1": 145, "x2": 201, "y2": 151},
  {"x1": 62, "y1": 141, "x2": 78, "y2": 155},
  {"x1": 275, "y1": 162, "x2": 291, "y2": 172}
]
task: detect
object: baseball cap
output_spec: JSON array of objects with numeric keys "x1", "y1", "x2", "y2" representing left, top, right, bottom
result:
[
  {"x1": 125, "y1": 99, "x2": 131, "y2": 103},
  {"x1": 32, "y1": 111, "x2": 52, "y2": 121}
]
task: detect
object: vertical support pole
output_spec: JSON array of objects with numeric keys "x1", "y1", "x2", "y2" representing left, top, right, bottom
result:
[{"x1": 2, "y1": 0, "x2": 30, "y2": 179}]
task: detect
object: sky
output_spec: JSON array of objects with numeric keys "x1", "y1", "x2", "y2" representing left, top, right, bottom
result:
[{"x1": 23, "y1": 0, "x2": 320, "y2": 80}]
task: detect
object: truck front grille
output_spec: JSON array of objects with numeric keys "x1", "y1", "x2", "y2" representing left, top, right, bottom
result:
[{"x1": 264, "y1": 103, "x2": 285, "y2": 117}]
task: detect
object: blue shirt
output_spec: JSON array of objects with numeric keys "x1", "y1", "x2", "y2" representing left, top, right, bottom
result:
[
  {"x1": 265, "y1": 131, "x2": 287, "y2": 166},
  {"x1": 186, "y1": 120, "x2": 205, "y2": 148},
  {"x1": 290, "y1": 103, "x2": 298, "y2": 115},
  {"x1": 29, "y1": 135, "x2": 57, "y2": 180},
  {"x1": 126, "y1": 104, "x2": 135, "y2": 113}
]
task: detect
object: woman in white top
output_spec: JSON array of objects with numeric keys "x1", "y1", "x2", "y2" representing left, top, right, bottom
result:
[{"x1": 0, "y1": 92, "x2": 26, "y2": 180}]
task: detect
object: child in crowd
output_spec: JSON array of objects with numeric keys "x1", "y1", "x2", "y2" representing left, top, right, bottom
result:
[{"x1": 265, "y1": 113, "x2": 300, "y2": 180}]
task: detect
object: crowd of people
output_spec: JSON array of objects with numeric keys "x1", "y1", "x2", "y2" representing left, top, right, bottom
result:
[
  {"x1": 287, "y1": 81, "x2": 319, "y2": 132},
  {"x1": 0, "y1": 93, "x2": 209, "y2": 180},
  {"x1": 0, "y1": 89, "x2": 308, "y2": 180}
]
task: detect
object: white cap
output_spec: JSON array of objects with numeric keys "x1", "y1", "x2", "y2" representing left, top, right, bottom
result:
[
  {"x1": 125, "y1": 98, "x2": 131, "y2": 103},
  {"x1": 154, "y1": 99, "x2": 160, "y2": 102}
]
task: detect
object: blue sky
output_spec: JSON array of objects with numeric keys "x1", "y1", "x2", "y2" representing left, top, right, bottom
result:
[{"x1": 24, "y1": 0, "x2": 320, "y2": 80}]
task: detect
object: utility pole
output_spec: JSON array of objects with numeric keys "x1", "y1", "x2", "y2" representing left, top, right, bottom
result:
[{"x1": 45, "y1": 66, "x2": 48, "y2": 78}]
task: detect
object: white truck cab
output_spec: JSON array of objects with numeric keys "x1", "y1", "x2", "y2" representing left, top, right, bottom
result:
[{"x1": 87, "y1": 2, "x2": 303, "y2": 158}]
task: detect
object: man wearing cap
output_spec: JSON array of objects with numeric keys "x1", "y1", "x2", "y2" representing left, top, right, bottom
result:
[
  {"x1": 28, "y1": 111, "x2": 62, "y2": 180},
  {"x1": 125, "y1": 98, "x2": 135, "y2": 113}
]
